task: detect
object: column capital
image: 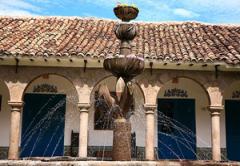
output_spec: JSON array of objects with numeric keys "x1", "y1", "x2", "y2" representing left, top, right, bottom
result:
[
  {"x1": 8, "y1": 101, "x2": 24, "y2": 112},
  {"x1": 144, "y1": 104, "x2": 157, "y2": 114},
  {"x1": 208, "y1": 105, "x2": 224, "y2": 113},
  {"x1": 78, "y1": 103, "x2": 91, "y2": 112},
  {"x1": 208, "y1": 105, "x2": 224, "y2": 116}
]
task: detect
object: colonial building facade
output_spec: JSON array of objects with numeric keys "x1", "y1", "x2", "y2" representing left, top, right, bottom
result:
[{"x1": 0, "y1": 17, "x2": 240, "y2": 161}]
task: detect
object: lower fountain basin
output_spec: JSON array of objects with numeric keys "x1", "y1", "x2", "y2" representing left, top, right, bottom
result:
[
  {"x1": 103, "y1": 56, "x2": 144, "y2": 81},
  {"x1": 1, "y1": 160, "x2": 240, "y2": 166}
]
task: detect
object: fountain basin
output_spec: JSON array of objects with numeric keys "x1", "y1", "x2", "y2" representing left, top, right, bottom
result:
[
  {"x1": 114, "y1": 6, "x2": 139, "y2": 22},
  {"x1": 103, "y1": 56, "x2": 144, "y2": 81},
  {"x1": 1, "y1": 160, "x2": 240, "y2": 166}
]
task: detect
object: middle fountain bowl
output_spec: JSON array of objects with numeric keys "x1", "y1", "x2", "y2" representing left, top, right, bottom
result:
[{"x1": 103, "y1": 55, "x2": 144, "y2": 82}]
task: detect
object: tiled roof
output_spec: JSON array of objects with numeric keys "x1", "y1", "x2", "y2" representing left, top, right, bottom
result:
[{"x1": 0, "y1": 17, "x2": 240, "y2": 65}]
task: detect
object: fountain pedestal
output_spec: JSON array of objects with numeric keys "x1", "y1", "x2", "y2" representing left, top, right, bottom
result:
[{"x1": 112, "y1": 118, "x2": 131, "y2": 161}]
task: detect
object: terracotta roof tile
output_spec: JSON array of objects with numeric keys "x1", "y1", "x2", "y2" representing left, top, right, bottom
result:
[{"x1": 0, "y1": 17, "x2": 240, "y2": 65}]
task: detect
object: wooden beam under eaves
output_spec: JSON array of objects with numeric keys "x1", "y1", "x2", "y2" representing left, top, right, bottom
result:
[
  {"x1": 215, "y1": 65, "x2": 220, "y2": 79},
  {"x1": 84, "y1": 59, "x2": 87, "y2": 72},
  {"x1": 15, "y1": 58, "x2": 19, "y2": 73},
  {"x1": 149, "y1": 62, "x2": 153, "y2": 75}
]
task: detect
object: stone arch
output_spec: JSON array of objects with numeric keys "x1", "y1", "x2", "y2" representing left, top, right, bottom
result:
[
  {"x1": 155, "y1": 77, "x2": 212, "y2": 158},
  {"x1": 157, "y1": 76, "x2": 211, "y2": 104},
  {"x1": 0, "y1": 80, "x2": 11, "y2": 149},
  {"x1": 20, "y1": 73, "x2": 79, "y2": 155},
  {"x1": 22, "y1": 73, "x2": 79, "y2": 102},
  {"x1": 88, "y1": 75, "x2": 146, "y2": 147}
]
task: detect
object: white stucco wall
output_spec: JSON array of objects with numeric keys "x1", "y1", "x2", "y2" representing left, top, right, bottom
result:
[
  {"x1": 0, "y1": 81, "x2": 10, "y2": 146},
  {"x1": 224, "y1": 81, "x2": 240, "y2": 100}
]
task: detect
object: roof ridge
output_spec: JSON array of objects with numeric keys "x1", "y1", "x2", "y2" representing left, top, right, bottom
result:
[{"x1": 0, "y1": 16, "x2": 239, "y2": 27}]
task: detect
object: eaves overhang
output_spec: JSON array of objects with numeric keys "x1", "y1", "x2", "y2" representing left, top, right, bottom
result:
[{"x1": 0, "y1": 56, "x2": 240, "y2": 72}]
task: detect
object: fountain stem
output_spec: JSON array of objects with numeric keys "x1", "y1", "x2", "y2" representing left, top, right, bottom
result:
[
  {"x1": 120, "y1": 40, "x2": 131, "y2": 55},
  {"x1": 97, "y1": 4, "x2": 144, "y2": 161}
]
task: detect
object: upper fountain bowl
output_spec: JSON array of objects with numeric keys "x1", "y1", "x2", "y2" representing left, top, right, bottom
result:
[
  {"x1": 114, "y1": 5, "x2": 139, "y2": 22},
  {"x1": 103, "y1": 55, "x2": 144, "y2": 82}
]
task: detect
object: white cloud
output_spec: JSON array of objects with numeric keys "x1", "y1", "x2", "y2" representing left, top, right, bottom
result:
[
  {"x1": 0, "y1": 0, "x2": 39, "y2": 16},
  {"x1": 0, "y1": 8, "x2": 34, "y2": 16},
  {"x1": 181, "y1": 0, "x2": 240, "y2": 9},
  {"x1": 173, "y1": 8, "x2": 199, "y2": 18},
  {"x1": 0, "y1": 0, "x2": 238, "y2": 23},
  {"x1": 78, "y1": 0, "x2": 117, "y2": 8},
  {"x1": 0, "y1": 0, "x2": 39, "y2": 10}
]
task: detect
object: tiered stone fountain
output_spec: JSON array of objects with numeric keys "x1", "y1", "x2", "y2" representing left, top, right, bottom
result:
[{"x1": 95, "y1": 5, "x2": 144, "y2": 161}]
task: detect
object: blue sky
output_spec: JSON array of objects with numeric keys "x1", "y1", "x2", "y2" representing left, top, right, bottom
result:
[{"x1": 0, "y1": 0, "x2": 239, "y2": 23}]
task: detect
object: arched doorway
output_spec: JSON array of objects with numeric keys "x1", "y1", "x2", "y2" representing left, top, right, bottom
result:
[
  {"x1": 20, "y1": 74, "x2": 78, "y2": 157},
  {"x1": 156, "y1": 77, "x2": 210, "y2": 160},
  {"x1": 0, "y1": 80, "x2": 10, "y2": 159},
  {"x1": 224, "y1": 81, "x2": 240, "y2": 161}
]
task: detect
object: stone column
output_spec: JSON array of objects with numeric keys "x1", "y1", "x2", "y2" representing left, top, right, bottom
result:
[
  {"x1": 78, "y1": 103, "x2": 91, "y2": 158},
  {"x1": 144, "y1": 104, "x2": 156, "y2": 161},
  {"x1": 8, "y1": 101, "x2": 24, "y2": 160},
  {"x1": 209, "y1": 105, "x2": 223, "y2": 161}
]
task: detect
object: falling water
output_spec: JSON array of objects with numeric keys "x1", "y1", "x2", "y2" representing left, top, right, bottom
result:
[{"x1": 20, "y1": 84, "x2": 227, "y2": 161}]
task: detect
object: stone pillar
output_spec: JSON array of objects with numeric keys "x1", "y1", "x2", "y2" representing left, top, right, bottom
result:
[
  {"x1": 8, "y1": 101, "x2": 23, "y2": 160},
  {"x1": 78, "y1": 103, "x2": 90, "y2": 158},
  {"x1": 144, "y1": 104, "x2": 156, "y2": 161},
  {"x1": 112, "y1": 118, "x2": 131, "y2": 161},
  {"x1": 209, "y1": 105, "x2": 223, "y2": 161}
]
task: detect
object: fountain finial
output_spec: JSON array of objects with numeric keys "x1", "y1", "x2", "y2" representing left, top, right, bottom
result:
[{"x1": 114, "y1": 3, "x2": 139, "y2": 22}]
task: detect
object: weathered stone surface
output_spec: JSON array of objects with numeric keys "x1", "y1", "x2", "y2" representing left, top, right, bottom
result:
[
  {"x1": 0, "y1": 160, "x2": 240, "y2": 166},
  {"x1": 0, "y1": 147, "x2": 8, "y2": 159},
  {"x1": 112, "y1": 119, "x2": 131, "y2": 161},
  {"x1": 196, "y1": 148, "x2": 227, "y2": 160},
  {"x1": 0, "y1": 146, "x2": 226, "y2": 161}
]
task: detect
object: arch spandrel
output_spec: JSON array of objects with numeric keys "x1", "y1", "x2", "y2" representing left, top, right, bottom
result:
[
  {"x1": 21, "y1": 74, "x2": 79, "y2": 103},
  {"x1": 223, "y1": 80, "x2": 240, "y2": 101}
]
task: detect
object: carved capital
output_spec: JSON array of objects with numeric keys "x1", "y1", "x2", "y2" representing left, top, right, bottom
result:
[
  {"x1": 78, "y1": 103, "x2": 91, "y2": 112},
  {"x1": 8, "y1": 101, "x2": 24, "y2": 112},
  {"x1": 208, "y1": 105, "x2": 224, "y2": 116},
  {"x1": 144, "y1": 104, "x2": 157, "y2": 114}
]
